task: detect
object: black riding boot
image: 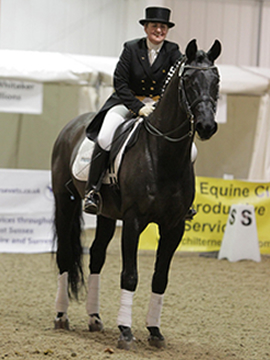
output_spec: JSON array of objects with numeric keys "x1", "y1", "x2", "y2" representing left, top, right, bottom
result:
[{"x1": 83, "y1": 143, "x2": 109, "y2": 214}]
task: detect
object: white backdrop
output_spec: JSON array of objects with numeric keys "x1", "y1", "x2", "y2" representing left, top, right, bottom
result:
[{"x1": 1, "y1": 0, "x2": 270, "y2": 67}]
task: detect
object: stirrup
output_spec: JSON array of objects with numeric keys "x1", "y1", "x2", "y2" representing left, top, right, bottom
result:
[
  {"x1": 83, "y1": 190, "x2": 103, "y2": 215},
  {"x1": 185, "y1": 208, "x2": 197, "y2": 221}
]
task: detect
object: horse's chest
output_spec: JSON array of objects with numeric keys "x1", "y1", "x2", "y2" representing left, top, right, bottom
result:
[{"x1": 138, "y1": 182, "x2": 194, "y2": 223}]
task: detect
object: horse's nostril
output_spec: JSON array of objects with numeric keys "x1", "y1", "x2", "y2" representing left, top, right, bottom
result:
[
  {"x1": 196, "y1": 122, "x2": 203, "y2": 132},
  {"x1": 196, "y1": 121, "x2": 217, "y2": 139}
]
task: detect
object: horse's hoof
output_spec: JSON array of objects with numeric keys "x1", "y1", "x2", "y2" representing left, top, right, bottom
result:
[
  {"x1": 54, "y1": 314, "x2": 69, "y2": 330},
  {"x1": 88, "y1": 314, "x2": 104, "y2": 332},
  {"x1": 148, "y1": 335, "x2": 166, "y2": 348},
  {"x1": 147, "y1": 326, "x2": 166, "y2": 348},
  {"x1": 117, "y1": 326, "x2": 136, "y2": 350}
]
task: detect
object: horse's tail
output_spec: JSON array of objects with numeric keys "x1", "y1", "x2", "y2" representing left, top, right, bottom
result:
[{"x1": 53, "y1": 181, "x2": 84, "y2": 299}]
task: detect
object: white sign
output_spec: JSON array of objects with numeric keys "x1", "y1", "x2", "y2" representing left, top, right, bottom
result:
[
  {"x1": 0, "y1": 79, "x2": 43, "y2": 114},
  {"x1": 216, "y1": 93, "x2": 227, "y2": 124},
  {"x1": 0, "y1": 169, "x2": 54, "y2": 253}
]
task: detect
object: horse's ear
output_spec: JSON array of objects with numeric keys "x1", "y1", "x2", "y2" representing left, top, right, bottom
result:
[
  {"x1": 207, "y1": 40, "x2": 222, "y2": 62},
  {"x1": 185, "y1": 39, "x2": 197, "y2": 62}
]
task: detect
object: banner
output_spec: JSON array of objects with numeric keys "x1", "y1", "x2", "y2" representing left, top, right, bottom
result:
[
  {"x1": 0, "y1": 79, "x2": 43, "y2": 114},
  {"x1": 2, "y1": 172, "x2": 269, "y2": 254},
  {"x1": 0, "y1": 169, "x2": 54, "y2": 253},
  {"x1": 139, "y1": 176, "x2": 270, "y2": 254}
]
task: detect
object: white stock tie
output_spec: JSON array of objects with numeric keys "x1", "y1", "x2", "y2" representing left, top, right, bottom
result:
[{"x1": 149, "y1": 48, "x2": 157, "y2": 66}]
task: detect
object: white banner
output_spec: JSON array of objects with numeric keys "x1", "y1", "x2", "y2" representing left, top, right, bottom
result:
[
  {"x1": 0, "y1": 79, "x2": 43, "y2": 114},
  {"x1": 0, "y1": 169, "x2": 54, "y2": 253}
]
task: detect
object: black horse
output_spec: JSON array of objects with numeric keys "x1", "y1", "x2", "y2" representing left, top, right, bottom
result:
[{"x1": 52, "y1": 39, "x2": 221, "y2": 349}]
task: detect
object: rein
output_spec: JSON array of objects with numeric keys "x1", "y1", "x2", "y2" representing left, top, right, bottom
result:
[
  {"x1": 144, "y1": 116, "x2": 195, "y2": 143},
  {"x1": 144, "y1": 61, "x2": 218, "y2": 143}
]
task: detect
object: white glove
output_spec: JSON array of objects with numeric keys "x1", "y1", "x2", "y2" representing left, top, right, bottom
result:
[{"x1": 139, "y1": 104, "x2": 154, "y2": 117}]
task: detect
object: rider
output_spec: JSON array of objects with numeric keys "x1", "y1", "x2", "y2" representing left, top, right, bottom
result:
[{"x1": 83, "y1": 7, "x2": 182, "y2": 214}]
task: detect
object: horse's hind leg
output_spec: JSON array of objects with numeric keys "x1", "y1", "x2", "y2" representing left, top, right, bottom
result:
[
  {"x1": 146, "y1": 221, "x2": 185, "y2": 348},
  {"x1": 86, "y1": 215, "x2": 116, "y2": 332}
]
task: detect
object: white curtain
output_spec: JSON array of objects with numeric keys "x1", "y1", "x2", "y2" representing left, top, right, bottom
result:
[{"x1": 248, "y1": 92, "x2": 270, "y2": 181}]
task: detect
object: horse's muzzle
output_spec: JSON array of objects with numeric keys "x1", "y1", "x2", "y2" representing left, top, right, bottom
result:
[{"x1": 196, "y1": 120, "x2": 218, "y2": 140}]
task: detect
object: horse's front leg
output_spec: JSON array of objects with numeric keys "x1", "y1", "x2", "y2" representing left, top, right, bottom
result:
[
  {"x1": 87, "y1": 215, "x2": 116, "y2": 332},
  {"x1": 117, "y1": 217, "x2": 143, "y2": 350},
  {"x1": 146, "y1": 221, "x2": 185, "y2": 348}
]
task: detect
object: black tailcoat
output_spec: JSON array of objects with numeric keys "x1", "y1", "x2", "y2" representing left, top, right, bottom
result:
[{"x1": 86, "y1": 37, "x2": 182, "y2": 140}]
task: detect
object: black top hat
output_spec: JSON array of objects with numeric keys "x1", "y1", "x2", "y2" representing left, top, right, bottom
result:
[{"x1": 139, "y1": 7, "x2": 175, "y2": 28}]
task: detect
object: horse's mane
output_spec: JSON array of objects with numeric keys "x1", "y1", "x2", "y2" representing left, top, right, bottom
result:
[
  {"x1": 158, "y1": 49, "x2": 214, "y2": 104},
  {"x1": 159, "y1": 57, "x2": 184, "y2": 102}
]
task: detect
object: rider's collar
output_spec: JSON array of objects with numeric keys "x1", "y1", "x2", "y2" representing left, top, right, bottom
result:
[{"x1": 146, "y1": 38, "x2": 163, "y2": 53}]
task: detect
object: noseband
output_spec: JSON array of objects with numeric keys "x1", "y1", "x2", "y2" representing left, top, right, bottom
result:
[{"x1": 144, "y1": 60, "x2": 219, "y2": 143}]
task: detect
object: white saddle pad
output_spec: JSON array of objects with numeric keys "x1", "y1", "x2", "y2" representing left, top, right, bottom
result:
[{"x1": 72, "y1": 118, "x2": 143, "y2": 184}]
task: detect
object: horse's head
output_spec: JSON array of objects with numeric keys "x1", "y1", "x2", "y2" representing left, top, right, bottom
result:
[{"x1": 180, "y1": 39, "x2": 221, "y2": 140}]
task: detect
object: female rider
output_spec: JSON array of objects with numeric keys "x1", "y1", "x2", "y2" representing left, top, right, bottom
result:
[{"x1": 84, "y1": 7, "x2": 182, "y2": 214}]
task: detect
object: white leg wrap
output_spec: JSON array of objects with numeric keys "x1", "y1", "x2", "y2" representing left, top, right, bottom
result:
[
  {"x1": 55, "y1": 272, "x2": 69, "y2": 314},
  {"x1": 86, "y1": 274, "x2": 100, "y2": 315},
  {"x1": 117, "y1": 289, "x2": 134, "y2": 328},
  {"x1": 146, "y1": 292, "x2": 164, "y2": 328}
]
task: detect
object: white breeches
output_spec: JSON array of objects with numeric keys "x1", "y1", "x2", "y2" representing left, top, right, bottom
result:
[
  {"x1": 97, "y1": 105, "x2": 130, "y2": 151},
  {"x1": 97, "y1": 101, "x2": 198, "y2": 162},
  {"x1": 97, "y1": 98, "x2": 156, "y2": 151}
]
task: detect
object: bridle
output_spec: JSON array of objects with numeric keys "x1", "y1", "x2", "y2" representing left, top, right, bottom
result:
[
  {"x1": 144, "y1": 60, "x2": 219, "y2": 143},
  {"x1": 179, "y1": 63, "x2": 218, "y2": 123}
]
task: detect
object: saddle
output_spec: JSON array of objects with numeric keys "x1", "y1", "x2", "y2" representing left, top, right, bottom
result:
[
  {"x1": 72, "y1": 117, "x2": 143, "y2": 184},
  {"x1": 110, "y1": 118, "x2": 142, "y2": 163}
]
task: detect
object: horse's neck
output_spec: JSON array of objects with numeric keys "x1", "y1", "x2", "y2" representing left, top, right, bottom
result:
[
  {"x1": 154, "y1": 72, "x2": 190, "y2": 132},
  {"x1": 150, "y1": 75, "x2": 191, "y2": 149},
  {"x1": 146, "y1": 79, "x2": 192, "y2": 169},
  {"x1": 154, "y1": 78, "x2": 181, "y2": 132}
]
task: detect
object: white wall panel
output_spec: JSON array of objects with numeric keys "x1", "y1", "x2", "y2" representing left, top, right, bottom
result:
[
  {"x1": 236, "y1": 1, "x2": 259, "y2": 66},
  {"x1": 174, "y1": 0, "x2": 225, "y2": 58},
  {"x1": 259, "y1": 2, "x2": 270, "y2": 67},
  {"x1": 0, "y1": 0, "x2": 270, "y2": 66},
  {"x1": 168, "y1": 0, "x2": 260, "y2": 66}
]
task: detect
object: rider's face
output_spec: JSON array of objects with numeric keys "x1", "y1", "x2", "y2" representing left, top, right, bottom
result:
[{"x1": 144, "y1": 22, "x2": 169, "y2": 45}]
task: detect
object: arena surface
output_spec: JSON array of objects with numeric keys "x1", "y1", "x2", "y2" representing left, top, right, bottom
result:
[{"x1": 1, "y1": 228, "x2": 270, "y2": 360}]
